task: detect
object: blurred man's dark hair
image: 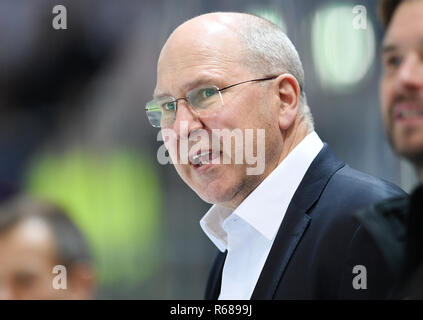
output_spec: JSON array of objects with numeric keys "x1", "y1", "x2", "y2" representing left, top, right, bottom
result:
[
  {"x1": 0, "y1": 196, "x2": 91, "y2": 269},
  {"x1": 379, "y1": 0, "x2": 403, "y2": 28},
  {"x1": 0, "y1": 196, "x2": 95, "y2": 299}
]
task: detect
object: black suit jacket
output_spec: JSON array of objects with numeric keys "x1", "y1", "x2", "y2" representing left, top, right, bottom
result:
[
  {"x1": 356, "y1": 185, "x2": 423, "y2": 299},
  {"x1": 205, "y1": 144, "x2": 406, "y2": 299}
]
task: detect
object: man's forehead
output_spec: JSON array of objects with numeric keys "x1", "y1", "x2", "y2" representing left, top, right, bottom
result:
[
  {"x1": 383, "y1": 0, "x2": 423, "y2": 46},
  {"x1": 5, "y1": 218, "x2": 55, "y2": 251},
  {"x1": 154, "y1": 59, "x2": 240, "y2": 98},
  {"x1": 159, "y1": 17, "x2": 243, "y2": 64},
  {"x1": 155, "y1": 22, "x2": 246, "y2": 97}
]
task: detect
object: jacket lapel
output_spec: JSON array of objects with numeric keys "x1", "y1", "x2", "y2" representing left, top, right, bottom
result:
[
  {"x1": 205, "y1": 251, "x2": 227, "y2": 300},
  {"x1": 251, "y1": 144, "x2": 345, "y2": 299}
]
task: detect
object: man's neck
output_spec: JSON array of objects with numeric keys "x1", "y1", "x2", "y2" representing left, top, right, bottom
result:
[
  {"x1": 220, "y1": 120, "x2": 311, "y2": 210},
  {"x1": 277, "y1": 119, "x2": 310, "y2": 165}
]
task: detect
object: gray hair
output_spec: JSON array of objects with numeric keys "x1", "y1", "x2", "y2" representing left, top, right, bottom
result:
[{"x1": 234, "y1": 13, "x2": 314, "y2": 132}]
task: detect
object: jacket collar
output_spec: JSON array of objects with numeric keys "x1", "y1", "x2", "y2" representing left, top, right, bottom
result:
[
  {"x1": 206, "y1": 144, "x2": 345, "y2": 299},
  {"x1": 251, "y1": 143, "x2": 345, "y2": 299}
]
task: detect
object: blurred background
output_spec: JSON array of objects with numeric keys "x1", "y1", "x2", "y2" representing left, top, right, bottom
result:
[{"x1": 0, "y1": 0, "x2": 417, "y2": 299}]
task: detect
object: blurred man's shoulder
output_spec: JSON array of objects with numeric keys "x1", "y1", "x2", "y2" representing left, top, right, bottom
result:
[{"x1": 355, "y1": 195, "x2": 409, "y2": 275}]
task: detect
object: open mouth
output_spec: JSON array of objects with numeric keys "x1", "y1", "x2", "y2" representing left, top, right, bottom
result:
[
  {"x1": 395, "y1": 109, "x2": 423, "y2": 120},
  {"x1": 394, "y1": 103, "x2": 423, "y2": 121},
  {"x1": 189, "y1": 150, "x2": 221, "y2": 168}
]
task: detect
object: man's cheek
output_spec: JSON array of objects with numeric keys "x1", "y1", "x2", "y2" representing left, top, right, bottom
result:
[
  {"x1": 380, "y1": 90, "x2": 392, "y2": 127},
  {"x1": 380, "y1": 79, "x2": 390, "y2": 108},
  {"x1": 161, "y1": 129, "x2": 179, "y2": 164},
  {"x1": 382, "y1": 105, "x2": 391, "y2": 129},
  {"x1": 166, "y1": 142, "x2": 179, "y2": 164}
]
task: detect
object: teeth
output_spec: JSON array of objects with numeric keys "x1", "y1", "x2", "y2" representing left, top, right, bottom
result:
[
  {"x1": 192, "y1": 151, "x2": 211, "y2": 165},
  {"x1": 397, "y1": 109, "x2": 423, "y2": 119}
]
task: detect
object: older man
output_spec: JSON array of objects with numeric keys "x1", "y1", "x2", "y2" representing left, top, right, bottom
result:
[
  {"x1": 355, "y1": 0, "x2": 423, "y2": 298},
  {"x1": 146, "y1": 12, "x2": 405, "y2": 299}
]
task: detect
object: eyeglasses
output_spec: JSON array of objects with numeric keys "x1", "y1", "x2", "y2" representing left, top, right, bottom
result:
[{"x1": 145, "y1": 75, "x2": 279, "y2": 128}]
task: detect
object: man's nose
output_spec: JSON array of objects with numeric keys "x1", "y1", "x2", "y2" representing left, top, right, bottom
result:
[
  {"x1": 172, "y1": 100, "x2": 203, "y2": 139},
  {"x1": 397, "y1": 52, "x2": 423, "y2": 90}
]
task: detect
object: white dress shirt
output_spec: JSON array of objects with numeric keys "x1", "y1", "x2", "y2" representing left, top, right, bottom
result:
[{"x1": 200, "y1": 131, "x2": 324, "y2": 300}]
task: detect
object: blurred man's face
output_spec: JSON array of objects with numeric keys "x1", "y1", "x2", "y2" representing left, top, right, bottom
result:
[
  {"x1": 0, "y1": 218, "x2": 61, "y2": 299},
  {"x1": 0, "y1": 218, "x2": 92, "y2": 300},
  {"x1": 380, "y1": 0, "x2": 423, "y2": 166},
  {"x1": 155, "y1": 17, "x2": 284, "y2": 208}
]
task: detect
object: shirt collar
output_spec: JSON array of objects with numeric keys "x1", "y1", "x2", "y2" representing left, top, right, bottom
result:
[{"x1": 200, "y1": 131, "x2": 324, "y2": 252}]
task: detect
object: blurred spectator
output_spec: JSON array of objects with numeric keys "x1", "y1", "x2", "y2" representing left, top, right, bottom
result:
[
  {"x1": 355, "y1": 0, "x2": 423, "y2": 299},
  {"x1": 0, "y1": 195, "x2": 95, "y2": 299}
]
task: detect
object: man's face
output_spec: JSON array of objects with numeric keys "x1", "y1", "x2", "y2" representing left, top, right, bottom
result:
[
  {"x1": 155, "y1": 19, "x2": 284, "y2": 208},
  {"x1": 380, "y1": 0, "x2": 423, "y2": 165},
  {"x1": 0, "y1": 218, "x2": 64, "y2": 299},
  {"x1": 0, "y1": 218, "x2": 94, "y2": 300}
]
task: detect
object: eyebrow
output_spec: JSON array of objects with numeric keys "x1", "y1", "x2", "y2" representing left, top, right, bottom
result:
[
  {"x1": 382, "y1": 38, "x2": 423, "y2": 55},
  {"x1": 381, "y1": 42, "x2": 397, "y2": 55},
  {"x1": 153, "y1": 75, "x2": 221, "y2": 99}
]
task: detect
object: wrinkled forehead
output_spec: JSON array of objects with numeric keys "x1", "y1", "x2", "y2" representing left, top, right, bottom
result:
[{"x1": 155, "y1": 18, "x2": 248, "y2": 97}]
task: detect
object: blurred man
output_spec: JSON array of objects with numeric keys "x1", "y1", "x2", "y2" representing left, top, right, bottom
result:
[
  {"x1": 146, "y1": 12, "x2": 405, "y2": 299},
  {"x1": 0, "y1": 196, "x2": 95, "y2": 299},
  {"x1": 356, "y1": 0, "x2": 423, "y2": 298}
]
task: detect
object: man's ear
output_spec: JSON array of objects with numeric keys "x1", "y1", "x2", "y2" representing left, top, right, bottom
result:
[{"x1": 276, "y1": 74, "x2": 301, "y2": 131}]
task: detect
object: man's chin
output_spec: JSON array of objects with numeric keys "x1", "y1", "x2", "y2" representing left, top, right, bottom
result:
[
  {"x1": 197, "y1": 189, "x2": 235, "y2": 206},
  {"x1": 388, "y1": 128, "x2": 423, "y2": 167},
  {"x1": 396, "y1": 145, "x2": 423, "y2": 168},
  {"x1": 195, "y1": 181, "x2": 242, "y2": 207}
]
